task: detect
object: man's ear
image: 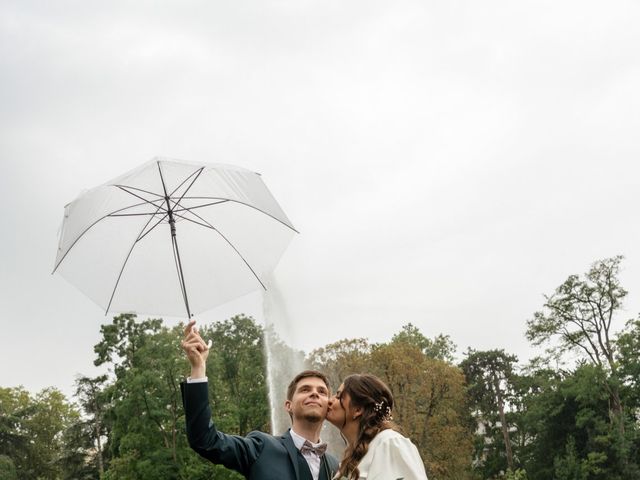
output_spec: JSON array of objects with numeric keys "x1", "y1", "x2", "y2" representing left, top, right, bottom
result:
[{"x1": 284, "y1": 399, "x2": 292, "y2": 414}]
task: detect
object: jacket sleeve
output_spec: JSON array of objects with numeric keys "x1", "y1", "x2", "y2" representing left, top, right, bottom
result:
[{"x1": 181, "y1": 381, "x2": 264, "y2": 476}]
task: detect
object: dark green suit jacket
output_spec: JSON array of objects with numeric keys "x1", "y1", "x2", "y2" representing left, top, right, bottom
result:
[{"x1": 181, "y1": 381, "x2": 339, "y2": 480}]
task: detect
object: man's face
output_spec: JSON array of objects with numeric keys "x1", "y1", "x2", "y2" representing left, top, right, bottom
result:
[{"x1": 285, "y1": 376, "x2": 330, "y2": 423}]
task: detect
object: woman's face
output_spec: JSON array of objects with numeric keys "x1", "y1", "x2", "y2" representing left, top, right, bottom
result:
[
  {"x1": 326, "y1": 382, "x2": 359, "y2": 428},
  {"x1": 326, "y1": 383, "x2": 347, "y2": 427}
]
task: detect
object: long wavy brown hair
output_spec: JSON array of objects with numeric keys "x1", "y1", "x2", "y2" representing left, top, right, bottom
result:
[{"x1": 335, "y1": 374, "x2": 400, "y2": 480}]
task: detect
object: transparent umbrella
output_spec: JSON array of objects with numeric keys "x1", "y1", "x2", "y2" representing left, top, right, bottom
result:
[{"x1": 53, "y1": 157, "x2": 297, "y2": 318}]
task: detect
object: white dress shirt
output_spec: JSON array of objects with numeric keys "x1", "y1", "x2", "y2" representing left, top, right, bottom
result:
[{"x1": 290, "y1": 428, "x2": 325, "y2": 480}]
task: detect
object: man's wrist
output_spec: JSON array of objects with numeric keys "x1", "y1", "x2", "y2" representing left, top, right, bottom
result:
[
  {"x1": 190, "y1": 366, "x2": 206, "y2": 379},
  {"x1": 187, "y1": 377, "x2": 208, "y2": 383}
]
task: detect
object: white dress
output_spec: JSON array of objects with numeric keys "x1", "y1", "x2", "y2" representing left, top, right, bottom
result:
[{"x1": 355, "y1": 429, "x2": 428, "y2": 480}]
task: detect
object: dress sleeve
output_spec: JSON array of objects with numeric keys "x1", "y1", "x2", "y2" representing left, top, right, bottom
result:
[{"x1": 366, "y1": 434, "x2": 428, "y2": 480}]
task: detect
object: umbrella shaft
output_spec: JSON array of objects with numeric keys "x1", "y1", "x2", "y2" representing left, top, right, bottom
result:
[{"x1": 165, "y1": 196, "x2": 177, "y2": 236}]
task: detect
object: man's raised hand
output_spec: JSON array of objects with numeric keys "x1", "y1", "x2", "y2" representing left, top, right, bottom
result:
[{"x1": 181, "y1": 319, "x2": 210, "y2": 378}]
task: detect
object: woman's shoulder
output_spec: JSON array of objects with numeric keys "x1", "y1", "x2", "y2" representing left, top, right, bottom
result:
[
  {"x1": 360, "y1": 429, "x2": 416, "y2": 466},
  {"x1": 369, "y1": 428, "x2": 409, "y2": 446}
]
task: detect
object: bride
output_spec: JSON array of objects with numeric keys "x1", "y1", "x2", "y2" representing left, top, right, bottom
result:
[{"x1": 326, "y1": 373, "x2": 428, "y2": 480}]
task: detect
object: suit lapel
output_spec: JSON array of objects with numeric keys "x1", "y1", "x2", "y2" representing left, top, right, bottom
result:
[
  {"x1": 319, "y1": 455, "x2": 333, "y2": 480},
  {"x1": 282, "y1": 430, "x2": 315, "y2": 480},
  {"x1": 282, "y1": 430, "x2": 302, "y2": 480}
]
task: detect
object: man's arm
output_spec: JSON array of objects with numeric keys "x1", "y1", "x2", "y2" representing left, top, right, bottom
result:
[
  {"x1": 180, "y1": 320, "x2": 264, "y2": 475},
  {"x1": 181, "y1": 381, "x2": 265, "y2": 474}
]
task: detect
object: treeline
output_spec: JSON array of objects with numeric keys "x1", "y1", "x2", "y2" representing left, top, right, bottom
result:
[{"x1": 1, "y1": 256, "x2": 639, "y2": 479}]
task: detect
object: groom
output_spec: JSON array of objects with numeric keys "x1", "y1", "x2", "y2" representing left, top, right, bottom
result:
[{"x1": 181, "y1": 320, "x2": 339, "y2": 480}]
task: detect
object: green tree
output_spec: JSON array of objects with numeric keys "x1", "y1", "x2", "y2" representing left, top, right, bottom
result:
[
  {"x1": 0, "y1": 454, "x2": 18, "y2": 480},
  {"x1": 0, "y1": 387, "x2": 31, "y2": 470},
  {"x1": 460, "y1": 349, "x2": 519, "y2": 476},
  {"x1": 94, "y1": 314, "x2": 186, "y2": 479},
  {"x1": 391, "y1": 323, "x2": 457, "y2": 363},
  {"x1": 75, "y1": 374, "x2": 109, "y2": 477},
  {"x1": 93, "y1": 313, "x2": 270, "y2": 480},
  {"x1": 525, "y1": 256, "x2": 639, "y2": 476},
  {"x1": 0, "y1": 386, "x2": 81, "y2": 479},
  {"x1": 616, "y1": 318, "x2": 640, "y2": 410},
  {"x1": 59, "y1": 417, "x2": 99, "y2": 480},
  {"x1": 201, "y1": 315, "x2": 270, "y2": 436},
  {"x1": 371, "y1": 341, "x2": 474, "y2": 480},
  {"x1": 308, "y1": 337, "x2": 372, "y2": 389},
  {"x1": 525, "y1": 256, "x2": 626, "y2": 423},
  {"x1": 518, "y1": 365, "x2": 616, "y2": 480}
]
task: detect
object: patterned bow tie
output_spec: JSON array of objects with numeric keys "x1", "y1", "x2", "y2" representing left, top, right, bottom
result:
[{"x1": 300, "y1": 440, "x2": 327, "y2": 456}]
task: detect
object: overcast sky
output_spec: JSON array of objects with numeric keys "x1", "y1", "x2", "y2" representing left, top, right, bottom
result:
[{"x1": 2, "y1": 0, "x2": 640, "y2": 399}]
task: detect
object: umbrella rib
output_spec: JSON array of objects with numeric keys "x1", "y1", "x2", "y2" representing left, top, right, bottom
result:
[
  {"x1": 109, "y1": 212, "x2": 166, "y2": 217},
  {"x1": 113, "y1": 184, "x2": 165, "y2": 199},
  {"x1": 115, "y1": 185, "x2": 167, "y2": 208},
  {"x1": 136, "y1": 213, "x2": 169, "y2": 243},
  {"x1": 164, "y1": 166, "x2": 206, "y2": 227},
  {"x1": 168, "y1": 166, "x2": 205, "y2": 199},
  {"x1": 104, "y1": 202, "x2": 166, "y2": 315},
  {"x1": 172, "y1": 199, "x2": 229, "y2": 213},
  {"x1": 52, "y1": 199, "x2": 167, "y2": 273},
  {"x1": 172, "y1": 209, "x2": 267, "y2": 291},
  {"x1": 170, "y1": 212, "x2": 214, "y2": 230},
  {"x1": 170, "y1": 196, "x2": 299, "y2": 234}
]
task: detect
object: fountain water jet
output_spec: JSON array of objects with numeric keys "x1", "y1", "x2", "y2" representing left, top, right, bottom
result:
[
  {"x1": 261, "y1": 275, "x2": 345, "y2": 458},
  {"x1": 262, "y1": 274, "x2": 306, "y2": 434}
]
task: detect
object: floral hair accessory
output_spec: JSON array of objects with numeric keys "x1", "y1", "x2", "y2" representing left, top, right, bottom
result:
[{"x1": 373, "y1": 399, "x2": 393, "y2": 422}]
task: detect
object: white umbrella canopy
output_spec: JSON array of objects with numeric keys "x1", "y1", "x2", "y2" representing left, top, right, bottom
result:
[{"x1": 53, "y1": 157, "x2": 297, "y2": 318}]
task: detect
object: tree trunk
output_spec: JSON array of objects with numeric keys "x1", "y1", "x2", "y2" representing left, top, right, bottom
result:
[
  {"x1": 494, "y1": 377, "x2": 514, "y2": 471},
  {"x1": 94, "y1": 403, "x2": 104, "y2": 478}
]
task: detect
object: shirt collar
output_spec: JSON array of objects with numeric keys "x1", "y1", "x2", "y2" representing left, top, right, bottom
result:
[{"x1": 289, "y1": 428, "x2": 322, "y2": 449}]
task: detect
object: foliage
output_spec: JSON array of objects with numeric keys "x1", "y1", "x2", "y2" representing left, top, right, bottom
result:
[
  {"x1": 525, "y1": 256, "x2": 626, "y2": 365},
  {"x1": 74, "y1": 374, "x2": 109, "y2": 477},
  {"x1": 308, "y1": 337, "x2": 372, "y2": 389},
  {"x1": 504, "y1": 468, "x2": 528, "y2": 480},
  {"x1": 374, "y1": 341, "x2": 474, "y2": 479},
  {"x1": 0, "y1": 386, "x2": 90, "y2": 479},
  {"x1": 201, "y1": 315, "x2": 270, "y2": 436},
  {"x1": 525, "y1": 256, "x2": 626, "y2": 418},
  {"x1": 90, "y1": 313, "x2": 269, "y2": 479},
  {"x1": 309, "y1": 326, "x2": 474, "y2": 480},
  {"x1": 616, "y1": 318, "x2": 640, "y2": 409},
  {"x1": 523, "y1": 256, "x2": 639, "y2": 478},
  {"x1": 391, "y1": 323, "x2": 457, "y2": 362},
  {"x1": 460, "y1": 349, "x2": 519, "y2": 477},
  {"x1": 0, "y1": 455, "x2": 17, "y2": 480}
]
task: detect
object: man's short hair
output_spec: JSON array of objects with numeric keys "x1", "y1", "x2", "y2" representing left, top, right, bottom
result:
[{"x1": 286, "y1": 370, "x2": 330, "y2": 400}]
